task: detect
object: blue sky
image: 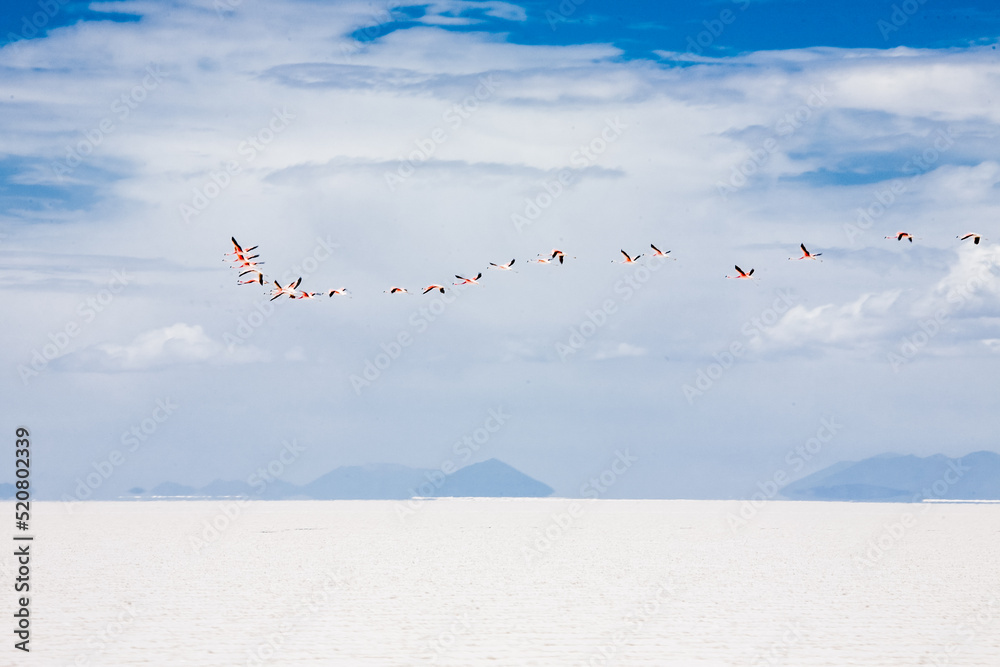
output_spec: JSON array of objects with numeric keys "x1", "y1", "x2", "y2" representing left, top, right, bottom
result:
[
  {"x1": 351, "y1": 0, "x2": 1000, "y2": 54},
  {"x1": 6, "y1": 0, "x2": 1000, "y2": 55},
  {"x1": 2, "y1": 0, "x2": 999, "y2": 500}
]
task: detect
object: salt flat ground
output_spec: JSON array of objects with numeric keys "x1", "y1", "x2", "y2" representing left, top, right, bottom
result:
[{"x1": 6, "y1": 500, "x2": 999, "y2": 666}]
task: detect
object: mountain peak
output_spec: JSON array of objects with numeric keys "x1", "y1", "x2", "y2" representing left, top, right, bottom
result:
[
  {"x1": 783, "y1": 451, "x2": 1000, "y2": 501},
  {"x1": 437, "y1": 459, "x2": 554, "y2": 498}
]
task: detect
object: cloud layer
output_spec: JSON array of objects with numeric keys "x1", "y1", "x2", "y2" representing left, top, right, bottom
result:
[{"x1": 2, "y1": 0, "x2": 999, "y2": 498}]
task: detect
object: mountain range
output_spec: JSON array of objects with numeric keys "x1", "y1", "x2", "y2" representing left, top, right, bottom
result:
[
  {"x1": 780, "y1": 451, "x2": 1000, "y2": 501},
  {"x1": 143, "y1": 458, "x2": 555, "y2": 500},
  {"x1": 3, "y1": 452, "x2": 998, "y2": 501}
]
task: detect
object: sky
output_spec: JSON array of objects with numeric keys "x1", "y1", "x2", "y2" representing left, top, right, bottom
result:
[{"x1": 1, "y1": 0, "x2": 999, "y2": 500}]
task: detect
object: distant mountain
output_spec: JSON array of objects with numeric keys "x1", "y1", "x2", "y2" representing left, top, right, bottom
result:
[
  {"x1": 148, "y1": 481, "x2": 198, "y2": 497},
  {"x1": 782, "y1": 451, "x2": 1000, "y2": 501},
  {"x1": 144, "y1": 458, "x2": 553, "y2": 500},
  {"x1": 302, "y1": 463, "x2": 429, "y2": 500},
  {"x1": 437, "y1": 459, "x2": 554, "y2": 497}
]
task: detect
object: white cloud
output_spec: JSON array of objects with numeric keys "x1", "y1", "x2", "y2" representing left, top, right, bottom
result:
[
  {"x1": 752, "y1": 244, "x2": 1000, "y2": 357},
  {"x1": 56, "y1": 323, "x2": 267, "y2": 371},
  {"x1": 752, "y1": 290, "x2": 904, "y2": 353},
  {"x1": 982, "y1": 339, "x2": 1000, "y2": 353},
  {"x1": 592, "y1": 342, "x2": 647, "y2": 360},
  {"x1": 927, "y1": 244, "x2": 1000, "y2": 315}
]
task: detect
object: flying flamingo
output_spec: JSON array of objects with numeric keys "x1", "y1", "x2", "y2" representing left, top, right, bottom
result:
[
  {"x1": 228, "y1": 250, "x2": 262, "y2": 265},
  {"x1": 229, "y1": 237, "x2": 256, "y2": 252},
  {"x1": 230, "y1": 256, "x2": 264, "y2": 273},
  {"x1": 726, "y1": 265, "x2": 755, "y2": 279},
  {"x1": 423, "y1": 284, "x2": 446, "y2": 294},
  {"x1": 489, "y1": 259, "x2": 516, "y2": 270},
  {"x1": 226, "y1": 238, "x2": 261, "y2": 265},
  {"x1": 650, "y1": 244, "x2": 673, "y2": 259},
  {"x1": 228, "y1": 254, "x2": 260, "y2": 266},
  {"x1": 957, "y1": 233, "x2": 982, "y2": 245},
  {"x1": 886, "y1": 232, "x2": 913, "y2": 242},
  {"x1": 532, "y1": 256, "x2": 555, "y2": 264},
  {"x1": 225, "y1": 237, "x2": 258, "y2": 258},
  {"x1": 454, "y1": 273, "x2": 482, "y2": 286},
  {"x1": 384, "y1": 287, "x2": 409, "y2": 294},
  {"x1": 327, "y1": 289, "x2": 349, "y2": 297},
  {"x1": 296, "y1": 291, "x2": 320, "y2": 300},
  {"x1": 238, "y1": 269, "x2": 268, "y2": 285},
  {"x1": 616, "y1": 250, "x2": 642, "y2": 264},
  {"x1": 549, "y1": 249, "x2": 575, "y2": 264},
  {"x1": 271, "y1": 277, "x2": 302, "y2": 299},
  {"x1": 790, "y1": 243, "x2": 822, "y2": 261},
  {"x1": 269, "y1": 277, "x2": 302, "y2": 301}
]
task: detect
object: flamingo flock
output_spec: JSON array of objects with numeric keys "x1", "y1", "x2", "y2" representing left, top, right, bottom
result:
[
  {"x1": 226, "y1": 237, "x2": 684, "y2": 298},
  {"x1": 226, "y1": 230, "x2": 988, "y2": 298}
]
